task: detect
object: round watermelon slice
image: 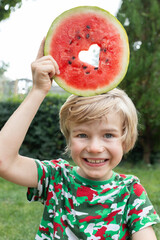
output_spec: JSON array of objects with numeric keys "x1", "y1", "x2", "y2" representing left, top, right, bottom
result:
[{"x1": 44, "y1": 6, "x2": 129, "y2": 96}]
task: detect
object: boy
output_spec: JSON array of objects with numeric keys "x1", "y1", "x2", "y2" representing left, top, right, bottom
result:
[{"x1": 0, "y1": 39, "x2": 159, "y2": 240}]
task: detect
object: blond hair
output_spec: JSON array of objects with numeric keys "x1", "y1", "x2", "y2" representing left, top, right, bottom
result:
[{"x1": 59, "y1": 88, "x2": 138, "y2": 154}]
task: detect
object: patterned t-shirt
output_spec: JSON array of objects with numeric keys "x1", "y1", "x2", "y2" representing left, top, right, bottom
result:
[{"x1": 27, "y1": 159, "x2": 160, "y2": 240}]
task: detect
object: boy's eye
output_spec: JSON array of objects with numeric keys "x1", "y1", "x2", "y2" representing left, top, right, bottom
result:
[
  {"x1": 77, "y1": 133, "x2": 87, "y2": 138},
  {"x1": 104, "y1": 133, "x2": 113, "y2": 139}
]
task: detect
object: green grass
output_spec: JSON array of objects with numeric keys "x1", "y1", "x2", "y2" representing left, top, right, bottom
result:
[
  {"x1": 0, "y1": 179, "x2": 43, "y2": 240},
  {"x1": 0, "y1": 164, "x2": 160, "y2": 239}
]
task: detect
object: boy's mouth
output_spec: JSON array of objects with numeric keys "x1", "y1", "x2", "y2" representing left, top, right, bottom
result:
[{"x1": 84, "y1": 158, "x2": 108, "y2": 164}]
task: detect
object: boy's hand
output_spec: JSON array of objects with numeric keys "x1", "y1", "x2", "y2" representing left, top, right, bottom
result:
[{"x1": 31, "y1": 38, "x2": 60, "y2": 95}]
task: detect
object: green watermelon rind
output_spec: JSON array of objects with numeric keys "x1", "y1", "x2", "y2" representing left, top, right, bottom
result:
[
  {"x1": 44, "y1": 6, "x2": 130, "y2": 96},
  {"x1": 53, "y1": 71, "x2": 125, "y2": 96}
]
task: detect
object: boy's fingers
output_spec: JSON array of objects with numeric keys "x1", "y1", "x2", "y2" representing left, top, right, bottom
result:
[
  {"x1": 36, "y1": 56, "x2": 60, "y2": 75},
  {"x1": 36, "y1": 38, "x2": 46, "y2": 60},
  {"x1": 52, "y1": 58, "x2": 60, "y2": 75},
  {"x1": 35, "y1": 38, "x2": 60, "y2": 75}
]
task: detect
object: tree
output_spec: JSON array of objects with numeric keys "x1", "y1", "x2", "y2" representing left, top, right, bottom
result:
[
  {"x1": 117, "y1": 0, "x2": 160, "y2": 164},
  {"x1": 0, "y1": 61, "x2": 9, "y2": 76},
  {"x1": 0, "y1": 0, "x2": 23, "y2": 22}
]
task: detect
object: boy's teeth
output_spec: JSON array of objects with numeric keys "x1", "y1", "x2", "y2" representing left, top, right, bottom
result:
[{"x1": 86, "y1": 159, "x2": 105, "y2": 163}]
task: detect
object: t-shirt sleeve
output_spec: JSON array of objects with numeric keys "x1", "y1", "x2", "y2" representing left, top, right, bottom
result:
[
  {"x1": 27, "y1": 159, "x2": 54, "y2": 203},
  {"x1": 126, "y1": 177, "x2": 160, "y2": 234},
  {"x1": 27, "y1": 158, "x2": 71, "y2": 204}
]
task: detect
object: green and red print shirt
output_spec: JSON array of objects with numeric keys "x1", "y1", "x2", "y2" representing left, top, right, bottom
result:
[{"x1": 27, "y1": 159, "x2": 160, "y2": 240}]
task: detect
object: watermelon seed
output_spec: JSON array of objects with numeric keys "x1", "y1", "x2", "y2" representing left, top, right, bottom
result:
[
  {"x1": 86, "y1": 34, "x2": 90, "y2": 39},
  {"x1": 72, "y1": 56, "x2": 76, "y2": 60},
  {"x1": 82, "y1": 66, "x2": 87, "y2": 69},
  {"x1": 105, "y1": 59, "x2": 109, "y2": 63},
  {"x1": 77, "y1": 35, "x2": 81, "y2": 40},
  {"x1": 86, "y1": 71, "x2": 90, "y2": 74},
  {"x1": 101, "y1": 48, "x2": 107, "y2": 52},
  {"x1": 69, "y1": 40, "x2": 73, "y2": 45},
  {"x1": 94, "y1": 67, "x2": 99, "y2": 70},
  {"x1": 86, "y1": 25, "x2": 91, "y2": 29},
  {"x1": 68, "y1": 60, "x2": 72, "y2": 65}
]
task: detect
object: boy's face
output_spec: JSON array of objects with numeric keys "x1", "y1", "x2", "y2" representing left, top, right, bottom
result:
[{"x1": 69, "y1": 113, "x2": 123, "y2": 181}]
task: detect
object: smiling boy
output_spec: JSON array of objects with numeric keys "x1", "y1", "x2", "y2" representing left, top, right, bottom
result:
[
  {"x1": 63, "y1": 106, "x2": 124, "y2": 182},
  {"x1": 0, "y1": 40, "x2": 159, "y2": 239}
]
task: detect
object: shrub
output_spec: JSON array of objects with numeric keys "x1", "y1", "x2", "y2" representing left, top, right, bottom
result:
[
  {"x1": 0, "y1": 94, "x2": 159, "y2": 163},
  {"x1": 0, "y1": 94, "x2": 69, "y2": 160}
]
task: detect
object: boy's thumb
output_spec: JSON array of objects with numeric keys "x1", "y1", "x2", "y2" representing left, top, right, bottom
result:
[{"x1": 36, "y1": 37, "x2": 46, "y2": 60}]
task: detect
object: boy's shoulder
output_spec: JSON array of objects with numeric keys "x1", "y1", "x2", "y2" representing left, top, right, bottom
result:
[
  {"x1": 34, "y1": 158, "x2": 75, "y2": 181},
  {"x1": 114, "y1": 172, "x2": 147, "y2": 198},
  {"x1": 114, "y1": 171, "x2": 139, "y2": 184},
  {"x1": 35, "y1": 158, "x2": 72, "y2": 169}
]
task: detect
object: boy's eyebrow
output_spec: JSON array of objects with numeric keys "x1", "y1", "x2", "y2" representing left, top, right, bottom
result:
[
  {"x1": 72, "y1": 128, "x2": 88, "y2": 132},
  {"x1": 102, "y1": 128, "x2": 120, "y2": 132},
  {"x1": 71, "y1": 127, "x2": 120, "y2": 133}
]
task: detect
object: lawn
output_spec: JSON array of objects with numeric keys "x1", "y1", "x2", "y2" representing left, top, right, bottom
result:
[{"x1": 0, "y1": 163, "x2": 160, "y2": 239}]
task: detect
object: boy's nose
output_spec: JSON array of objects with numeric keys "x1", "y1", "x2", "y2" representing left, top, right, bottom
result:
[{"x1": 86, "y1": 138, "x2": 105, "y2": 153}]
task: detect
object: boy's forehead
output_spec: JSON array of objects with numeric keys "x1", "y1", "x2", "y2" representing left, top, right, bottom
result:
[{"x1": 70, "y1": 113, "x2": 123, "y2": 130}]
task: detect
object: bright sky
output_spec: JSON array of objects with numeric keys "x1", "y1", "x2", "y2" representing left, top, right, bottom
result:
[{"x1": 0, "y1": 0, "x2": 122, "y2": 80}]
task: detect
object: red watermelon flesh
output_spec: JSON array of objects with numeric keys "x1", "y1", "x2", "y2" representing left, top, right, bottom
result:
[{"x1": 44, "y1": 6, "x2": 129, "y2": 96}]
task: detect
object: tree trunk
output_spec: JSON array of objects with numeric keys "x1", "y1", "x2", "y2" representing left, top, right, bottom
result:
[{"x1": 143, "y1": 145, "x2": 151, "y2": 165}]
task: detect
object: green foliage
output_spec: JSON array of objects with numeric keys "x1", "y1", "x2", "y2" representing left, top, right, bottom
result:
[
  {"x1": 117, "y1": 0, "x2": 160, "y2": 163},
  {"x1": 0, "y1": 0, "x2": 23, "y2": 21},
  {"x1": 0, "y1": 61, "x2": 9, "y2": 76},
  {"x1": 0, "y1": 93, "x2": 159, "y2": 164},
  {"x1": 0, "y1": 94, "x2": 69, "y2": 160}
]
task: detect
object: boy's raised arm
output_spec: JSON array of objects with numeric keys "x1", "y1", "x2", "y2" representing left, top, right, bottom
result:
[{"x1": 0, "y1": 39, "x2": 60, "y2": 187}]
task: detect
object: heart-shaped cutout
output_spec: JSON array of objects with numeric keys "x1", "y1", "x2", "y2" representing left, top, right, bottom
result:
[{"x1": 78, "y1": 44, "x2": 100, "y2": 67}]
